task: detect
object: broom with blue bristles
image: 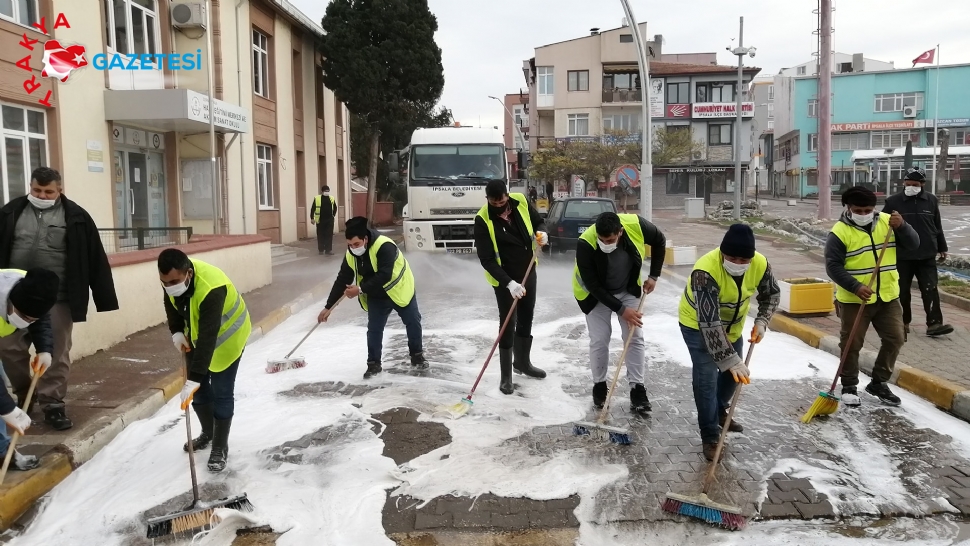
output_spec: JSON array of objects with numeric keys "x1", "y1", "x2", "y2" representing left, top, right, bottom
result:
[{"x1": 660, "y1": 343, "x2": 756, "y2": 530}]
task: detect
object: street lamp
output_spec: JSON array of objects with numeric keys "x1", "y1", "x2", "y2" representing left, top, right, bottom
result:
[
  {"x1": 617, "y1": 0, "x2": 652, "y2": 222},
  {"x1": 728, "y1": 16, "x2": 755, "y2": 220}
]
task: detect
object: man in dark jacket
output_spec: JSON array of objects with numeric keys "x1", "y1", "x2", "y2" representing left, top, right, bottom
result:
[
  {"x1": 0, "y1": 167, "x2": 119, "y2": 430},
  {"x1": 318, "y1": 217, "x2": 425, "y2": 379},
  {"x1": 574, "y1": 211, "x2": 666, "y2": 415},
  {"x1": 310, "y1": 185, "x2": 337, "y2": 255},
  {"x1": 882, "y1": 168, "x2": 952, "y2": 338},
  {"x1": 474, "y1": 181, "x2": 547, "y2": 395}
]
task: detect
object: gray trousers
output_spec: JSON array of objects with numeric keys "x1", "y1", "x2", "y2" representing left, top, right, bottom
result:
[
  {"x1": 0, "y1": 302, "x2": 74, "y2": 411},
  {"x1": 586, "y1": 292, "x2": 646, "y2": 386}
]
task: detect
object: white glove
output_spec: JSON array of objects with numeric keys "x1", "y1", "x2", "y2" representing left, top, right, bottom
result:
[
  {"x1": 2, "y1": 407, "x2": 31, "y2": 435},
  {"x1": 179, "y1": 380, "x2": 201, "y2": 410},
  {"x1": 535, "y1": 231, "x2": 548, "y2": 246},
  {"x1": 30, "y1": 352, "x2": 52, "y2": 378},
  {"x1": 750, "y1": 321, "x2": 767, "y2": 344},
  {"x1": 507, "y1": 281, "x2": 527, "y2": 300},
  {"x1": 727, "y1": 360, "x2": 750, "y2": 384},
  {"x1": 172, "y1": 332, "x2": 191, "y2": 353}
]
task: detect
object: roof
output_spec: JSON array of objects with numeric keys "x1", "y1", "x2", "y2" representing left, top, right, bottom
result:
[
  {"x1": 649, "y1": 61, "x2": 761, "y2": 76},
  {"x1": 535, "y1": 24, "x2": 645, "y2": 50},
  {"x1": 410, "y1": 127, "x2": 504, "y2": 146},
  {"x1": 266, "y1": 0, "x2": 324, "y2": 39},
  {"x1": 851, "y1": 145, "x2": 970, "y2": 161}
]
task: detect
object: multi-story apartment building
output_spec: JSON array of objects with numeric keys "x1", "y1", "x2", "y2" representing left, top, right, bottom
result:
[
  {"x1": 502, "y1": 91, "x2": 529, "y2": 175},
  {"x1": 0, "y1": 0, "x2": 351, "y2": 245},
  {"x1": 749, "y1": 76, "x2": 774, "y2": 196},
  {"x1": 772, "y1": 63, "x2": 970, "y2": 198},
  {"x1": 522, "y1": 24, "x2": 759, "y2": 208},
  {"x1": 779, "y1": 53, "x2": 894, "y2": 77}
]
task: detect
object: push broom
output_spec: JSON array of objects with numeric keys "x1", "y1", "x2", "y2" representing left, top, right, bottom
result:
[
  {"x1": 661, "y1": 343, "x2": 757, "y2": 530},
  {"x1": 266, "y1": 295, "x2": 345, "y2": 373},
  {"x1": 801, "y1": 227, "x2": 892, "y2": 424},
  {"x1": 572, "y1": 291, "x2": 648, "y2": 445},
  {"x1": 0, "y1": 358, "x2": 44, "y2": 485},
  {"x1": 441, "y1": 247, "x2": 539, "y2": 419}
]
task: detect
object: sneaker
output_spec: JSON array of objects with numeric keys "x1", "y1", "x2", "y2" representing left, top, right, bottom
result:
[
  {"x1": 630, "y1": 384, "x2": 651, "y2": 415},
  {"x1": 44, "y1": 407, "x2": 73, "y2": 431},
  {"x1": 719, "y1": 410, "x2": 743, "y2": 433},
  {"x1": 703, "y1": 443, "x2": 722, "y2": 463},
  {"x1": 410, "y1": 352, "x2": 429, "y2": 370},
  {"x1": 927, "y1": 324, "x2": 954, "y2": 337},
  {"x1": 11, "y1": 450, "x2": 39, "y2": 471},
  {"x1": 592, "y1": 382, "x2": 607, "y2": 409},
  {"x1": 363, "y1": 361, "x2": 382, "y2": 379},
  {"x1": 865, "y1": 381, "x2": 901, "y2": 406},
  {"x1": 841, "y1": 386, "x2": 861, "y2": 407}
]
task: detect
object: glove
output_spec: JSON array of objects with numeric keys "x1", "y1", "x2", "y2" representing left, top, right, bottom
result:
[
  {"x1": 507, "y1": 280, "x2": 527, "y2": 300},
  {"x1": 750, "y1": 321, "x2": 767, "y2": 344},
  {"x1": 173, "y1": 332, "x2": 191, "y2": 353},
  {"x1": 1, "y1": 407, "x2": 31, "y2": 435},
  {"x1": 30, "y1": 352, "x2": 52, "y2": 378},
  {"x1": 535, "y1": 231, "x2": 548, "y2": 246},
  {"x1": 179, "y1": 380, "x2": 201, "y2": 410},
  {"x1": 727, "y1": 360, "x2": 750, "y2": 384}
]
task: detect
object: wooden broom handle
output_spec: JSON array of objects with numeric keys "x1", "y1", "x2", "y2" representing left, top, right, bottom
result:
[{"x1": 596, "y1": 291, "x2": 648, "y2": 424}]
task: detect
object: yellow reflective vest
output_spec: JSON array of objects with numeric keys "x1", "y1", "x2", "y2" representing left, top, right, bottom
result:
[
  {"x1": 476, "y1": 193, "x2": 536, "y2": 287},
  {"x1": 831, "y1": 213, "x2": 899, "y2": 304},
  {"x1": 572, "y1": 214, "x2": 644, "y2": 307},
  {"x1": 678, "y1": 249, "x2": 769, "y2": 343},
  {"x1": 346, "y1": 235, "x2": 416, "y2": 311},
  {"x1": 0, "y1": 269, "x2": 27, "y2": 338},
  {"x1": 313, "y1": 194, "x2": 336, "y2": 223}
]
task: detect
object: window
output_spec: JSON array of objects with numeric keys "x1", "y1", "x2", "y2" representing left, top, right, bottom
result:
[
  {"x1": 696, "y1": 83, "x2": 734, "y2": 103},
  {"x1": 568, "y1": 70, "x2": 589, "y2": 92},
  {"x1": 768, "y1": 120, "x2": 774, "y2": 130},
  {"x1": 807, "y1": 133, "x2": 818, "y2": 152},
  {"x1": 666, "y1": 82, "x2": 689, "y2": 104},
  {"x1": 871, "y1": 130, "x2": 920, "y2": 149},
  {"x1": 253, "y1": 30, "x2": 270, "y2": 97},
  {"x1": 768, "y1": 85, "x2": 775, "y2": 100},
  {"x1": 708, "y1": 123, "x2": 732, "y2": 145},
  {"x1": 666, "y1": 172, "x2": 689, "y2": 194},
  {"x1": 1, "y1": 0, "x2": 37, "y2": 26},
  {"x1": 567, "y1": 114, "x2": 590, "y2": 136},
  {"x1": 808, "y1": 99, "x2": 818, "y2": 118},
  {"x1": 832, "y1": 132, "x2": 868, "y2": 151},
  {"x1": 602, "y1": 114, "x2": 639, "y2": 133},
  {"x1": 603, "y1": 72, "x2": 640, "y2": 91},
  {"x1": 103, "y1": 0, "x2": 159, "y2": 56},
  {"x1": 838, "y1": 62, "x2": 853, "y2": 73},
  {"x1": 768, "y1": 103, "x2": 775, "y2": 116},
  {"x1": 948, "y1": 128, "x2": 970, "y2": 146},
  {"x1": 874, "y1": 92, "x2": 923, "y2": 112},
  {"x1": 797, "y1": 66, "x2": 807, "y2": 75},
  {"x1": 1, "y1": 104, "x2": 48, "y2": 205},
  {"x1": 619, "y1": 34, "x2": 633, "y2": 43},
  {"x1": 256, "y1": 144, "x2": 275, "y2": 208},
  {"x1": 537, "y1": 67, "x2": 554, "y2": 95}
]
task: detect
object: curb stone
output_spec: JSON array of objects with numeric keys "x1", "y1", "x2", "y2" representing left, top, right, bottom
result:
[
  {"x1": 0, "y1": 279, "x2": 334, "y2": 532},
  {"x1": 659, "y1": 267, "x2": 970, "y2": 423}
]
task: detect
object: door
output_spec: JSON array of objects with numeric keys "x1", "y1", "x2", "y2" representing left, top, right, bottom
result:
[
  {"x1": 127, "y1": 152, "x2": 149, "y2": 229},
  {"x1": 695, "y1": 175, "x2": 712, "y2": 205},
  {"x1": 147, "y1": 152, "x2": 167, "y2": 229},
  {"x1": 296, "y1": 151, "x2": 307, "y2": 239}
]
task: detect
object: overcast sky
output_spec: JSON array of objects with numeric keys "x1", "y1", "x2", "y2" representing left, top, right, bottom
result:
[{"x1": 291, "y1": 0, "x2": 970, "y2": 132}]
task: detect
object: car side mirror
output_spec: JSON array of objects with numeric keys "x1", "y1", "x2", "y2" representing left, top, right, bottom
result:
[{"x1": 388, "y1": 152, "x2": 400, "y2": 183}]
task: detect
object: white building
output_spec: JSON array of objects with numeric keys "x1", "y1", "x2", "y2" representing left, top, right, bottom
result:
[{"x1": 779, "y1": 53, "x2": 895, "y2": 77}]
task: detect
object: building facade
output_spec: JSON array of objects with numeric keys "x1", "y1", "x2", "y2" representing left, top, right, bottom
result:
[
  {"x1": 502, "y1": 91, "x2": 529, "y2": 174},
  {"x1": 779, "y1": 53, "x2": 894, "y2": 77},
  {"x1": 772, "y1": 63, "x2": 970, "y2": 197},
  {"x1": 522, "y1": 24, "x2": 759, "y2": 208},
  {"x1": 0, "y1": 0, "x2": 351, "y2": 246}
]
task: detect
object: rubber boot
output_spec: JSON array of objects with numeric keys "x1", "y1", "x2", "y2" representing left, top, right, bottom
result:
[
  {"x1": 512, "y1": 336, "x2": 546, "y2": 379},
  {"x1": 499, "y1": 347, "x2": 514, "y2": 395},
  {"x1": 184, "y1": 403, "x2": 214, "y2": 452},
  {"x1": 208, "y1": 417, "x2": 232, "y2": 473}
]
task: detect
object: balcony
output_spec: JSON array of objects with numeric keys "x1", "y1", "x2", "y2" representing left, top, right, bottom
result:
[{"x1": 602, "y1": 88, "x2": 643, "y2": 103}]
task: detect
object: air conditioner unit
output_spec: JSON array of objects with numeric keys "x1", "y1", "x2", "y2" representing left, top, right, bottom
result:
[
  {"x1": 692, "y1": 150, "x2": 706, "y2": 160},
  {"x1": 902, "y1": 105, "x2": 918, "y2": 118},
  {"x1": 172, "y1": 2, "x2": 206, "y2": 29}
]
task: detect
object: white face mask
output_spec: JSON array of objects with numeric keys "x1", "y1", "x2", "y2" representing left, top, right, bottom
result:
[
  {"x1": 597, "y1": 240, "x2": 618, "y2": 254},
  {"x1": 723, "y1": 259, "x2": 750, "y2": 276},
  {"x1": 27, "y1": 194, "x2": 57, "y2": 210},
  {"x1": 350, "y1": 245, "x2": 367, "y2": 256},
  {"x1": 7, "y1": 311, "x2": 31, "y2": 330},
  {"x1": 164, "y1": 276, "x2": 190, "y2": 297},
  {"x1": 323, "y1": 192, "x2": 330, "y2": 196},
  {"x1": 851, "y1": 212, "x2": 875, "y2": 226},
  {"x1": 904, "y1": 186, "x2": 921, "y2": 197}
]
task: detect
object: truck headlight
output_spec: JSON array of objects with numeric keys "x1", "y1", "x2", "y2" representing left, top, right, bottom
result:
[
  {"x1": 418, "y1": 242, "x2": 423, "y2": 248},
  {"x1": 415, "y1": 227, "x2": 421, "y2": 233}
]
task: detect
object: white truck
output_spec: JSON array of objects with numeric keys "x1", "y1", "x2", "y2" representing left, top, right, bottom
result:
[{"x1": 389, "y1": 127, "x2": 507, "y2": 253}]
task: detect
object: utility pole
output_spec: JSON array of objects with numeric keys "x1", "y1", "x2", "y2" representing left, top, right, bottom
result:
[
  {"x1": 729, "y1": 17, "x2": 755, "y2": 220},
  {"x1": 817, "y1": 0, "x2": 833, "y2": 219},
  {"x1": 618, "y1": 0, "x2": 652, "y2": 222},
  {"x1": 205, "y1": 0, "x2": 219, "y2": 234}
]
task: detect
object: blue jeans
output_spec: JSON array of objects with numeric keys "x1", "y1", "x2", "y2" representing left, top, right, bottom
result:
[
  {"x1": 190, "y1": 356, "x2": 240, "y2": 421},
  {"x1": 1, "y1": 364, "x2": 11, "y2": 454},
  {"x1": 681, "y1": 325, "x2": 744, "y2": 444},
  {"x1": 367, "y1": 296, "x2": 423, "y2": 363}
]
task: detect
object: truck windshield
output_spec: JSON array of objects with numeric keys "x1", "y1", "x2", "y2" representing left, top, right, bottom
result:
[{"x1": 410, "y1": 145, "x2": 505, "y2": 185}]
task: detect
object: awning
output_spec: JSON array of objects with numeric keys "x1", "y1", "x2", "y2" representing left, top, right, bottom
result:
[{"x1": 104, "y1": 89, "x2": 251, "y2": 134}]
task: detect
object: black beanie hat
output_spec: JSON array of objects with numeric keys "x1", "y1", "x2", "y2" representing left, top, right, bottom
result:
[
  {"x1": 841, "y1": 186, "x2": 877, "y2": 207},
  {"x1": 9, "y1": 268, "x2": 59, "y2": 319},
  {"x1": 904, "y1": 167, "x2": 926, "y2": 182},
  {"x1": 720, "y1": 224, "x2": 756, "y2": 259}
]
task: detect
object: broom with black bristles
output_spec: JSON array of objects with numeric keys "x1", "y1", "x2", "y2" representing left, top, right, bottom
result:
[
  {"x1": 146, "y1": 352, "x2": 253, "y2": 539},
  {"x1": 660, "y1": 343, "x2": 756, "y2": 530}
]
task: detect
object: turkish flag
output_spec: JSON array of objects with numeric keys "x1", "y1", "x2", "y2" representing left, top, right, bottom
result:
[
  {"x1": 912, "y1": 48, "x2": 935, "y2": 67},
  {"x1": 41, "y1": 40, "x2": 88, "y2": 83}
]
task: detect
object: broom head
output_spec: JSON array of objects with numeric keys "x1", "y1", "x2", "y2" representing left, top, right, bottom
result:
[
  {"x1": 438, "y1": 397, "x2": 473, "y2": 419},
  {"x1": 266, "y1": 358, "x2": 307, "y2": 374},
  {"x1": 572, "y1": 421, "x2": 632, "y2": 444},
  {"x1": 146, "y1": 494, "x2": 253, "y2": 539},
  {"x1": 800, "y1": 390, "x2": 840, "y2": 424},
  {"x1": 661, "y1": 492, "x2": 746, "y2": 530}
]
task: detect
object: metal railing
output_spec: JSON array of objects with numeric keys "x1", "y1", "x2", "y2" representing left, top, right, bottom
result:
[
  {"x1": 98, "y1": 227, "x2": 193, "y2": 254},
  {"x1": 602, "y1": 88, "x2": 643, "y2": 103}
]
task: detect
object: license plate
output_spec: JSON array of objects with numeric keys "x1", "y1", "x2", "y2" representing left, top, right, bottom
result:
[
  {"x1": 447, "y1": 248, "x2": 475, "y2": 254},
  {"x1": 578, "y1": 226, "x2": 590, "y2": 234}
]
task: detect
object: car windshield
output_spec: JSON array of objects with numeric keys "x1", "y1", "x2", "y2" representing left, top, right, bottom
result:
[
  {"x1": 410, "y1": 144, "x2": 505, "y2": 185},
  {"x1": 563, "y1": 200, "x2": 614, "y2": 219}
]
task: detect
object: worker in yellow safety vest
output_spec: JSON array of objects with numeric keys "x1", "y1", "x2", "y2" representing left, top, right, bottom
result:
[
  {"x1": 160, "y1": 248, "x2": 251, "y2": 473},
  {"x1": 317, "y1": 217, "x2": 425, "y2": 379},
  {"x1": 311, "y1": 185, "x2": 337, "y2": 255}
]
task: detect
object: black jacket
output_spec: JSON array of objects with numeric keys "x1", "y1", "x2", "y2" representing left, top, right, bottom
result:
[
  {"x1": 474, "y1": 195, "x2": 547, "y2": 287},
  {"x1": 164, "y1": 278, "x2": 228, "y2": 381},
  {"x1": 325, "y1": 228, "x2": 398, "y2": 309},
  {"x1": 882, "y1": 190, "x2": 947, "y2": 260},
  {"x1": 0, "y1": 196, "x2": 118, "y2": 322},
  {"x1": 575, "y1": 216, "x2": 666, "y2": 314}
]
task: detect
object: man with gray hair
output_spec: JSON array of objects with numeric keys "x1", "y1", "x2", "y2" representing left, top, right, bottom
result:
[{"x1": 0, "y1": 167, "x2": 118, "y2": 430}]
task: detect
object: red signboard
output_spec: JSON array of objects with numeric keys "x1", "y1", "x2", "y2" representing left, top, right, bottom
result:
[
  {"x1": 830, "y1": 120, "x2": 918, "y2": 132},
  {"x1": 666, "y1": 104, "x2": 689, "y2": 118}
]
